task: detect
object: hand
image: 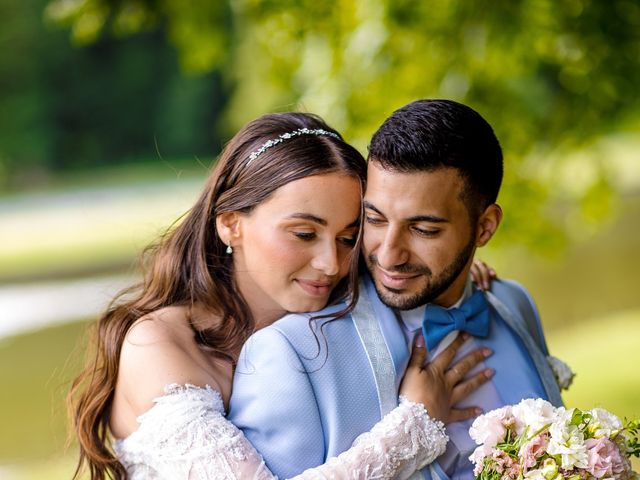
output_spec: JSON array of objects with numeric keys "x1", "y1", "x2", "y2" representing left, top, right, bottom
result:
[
  {"x1": 470, "y1": 258, "x2": 497, "y2": 291},
  {"x1": 399, "y1": 333, "x2": 494, "y2": 423}
]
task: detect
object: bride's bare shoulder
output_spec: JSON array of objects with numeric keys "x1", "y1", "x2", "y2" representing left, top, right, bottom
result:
[
  {"x1": 113, "y1": 306, "x2": 224, "y2": 433},
  {"x1": 124, "y1": 306, "x2": 192, "y2": 345}
]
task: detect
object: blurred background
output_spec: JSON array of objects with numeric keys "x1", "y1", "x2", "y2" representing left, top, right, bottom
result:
[{"x1": 1, "y1": 0, "x2": 639, "y2": 478}]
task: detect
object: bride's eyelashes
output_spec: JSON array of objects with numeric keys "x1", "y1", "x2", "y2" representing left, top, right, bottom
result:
[
  {"x1": 292, "y1": 231, "x2": 316, "y2": 241},
  {"x1": 338, "y1": 234, "x2": 358, "y2": 247},
  {"x1": 290, "y1": 230, "x2": 357, "y2": 247}
]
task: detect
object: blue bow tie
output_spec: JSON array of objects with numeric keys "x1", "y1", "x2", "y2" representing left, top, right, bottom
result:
[{"x1": 421, "y1": 289, "x2": 490, "y2": 352}]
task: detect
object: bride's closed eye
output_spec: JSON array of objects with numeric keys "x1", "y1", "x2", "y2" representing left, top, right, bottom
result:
[
  {"x1": 292, "y1": 231, "x2": 317, "y2": 241},
  {"x1": 292, "y1": 232, "x2": 356, "y2": 247},
  {"x1": 337, "y1": 234, "x2": 357, "y2": 247}
]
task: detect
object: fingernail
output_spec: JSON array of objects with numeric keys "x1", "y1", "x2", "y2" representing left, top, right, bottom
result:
[
  {"x1": 483, "y1": 348, "x2": 492, "y2": 357},
  {"x1": 475, "y1": 408, "x2": 483, "y2": 415},
  {"x1": 461, "y1": 332, "x2": 470, "y2": 340},
  {"x1": 485, "y1": 368, "x2": 495, "y2": 378},
  {"x1": 414, "y1": 335, "x2": 425, "y2": 348}
]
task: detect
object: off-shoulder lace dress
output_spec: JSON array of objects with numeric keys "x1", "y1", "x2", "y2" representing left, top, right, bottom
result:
[{"x1": 113, "y1": 384, "x2": 448, "y2": 480}]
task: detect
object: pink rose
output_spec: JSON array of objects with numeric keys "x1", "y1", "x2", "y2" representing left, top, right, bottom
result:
[
  {"x1": 585, "y1": 437, "x2": 628, "y2": 478},
  {"x1": 520, "y1": 433, "x2": 549, "y2": 471}
]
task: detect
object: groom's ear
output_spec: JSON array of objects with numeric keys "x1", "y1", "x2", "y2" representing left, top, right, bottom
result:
[
  {"x1": 475, "y1": 203, "x2": 502, "y2": 247},
  {"x1": 216, "y1": 212, "x2": 242, "y2": 246}
]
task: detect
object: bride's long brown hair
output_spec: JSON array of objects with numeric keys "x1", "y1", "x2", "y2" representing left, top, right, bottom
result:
[{"x1": 68, "y1": 112, "x2": 367, "y2": 480}]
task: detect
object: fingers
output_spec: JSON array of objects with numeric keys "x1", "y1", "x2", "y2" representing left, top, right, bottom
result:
[
  {"x1": 470, "y1": 259, "x2": 497, "y2": 291},
  {"x1": 429, "y1": 332, "x2": 468, "y2": 370},
  {"x1": 448, "y1": 406, "x2": 483, "y2": 423},
  {"x1": 451, "y1": 368, "x2": 494, "y2": 404},
  {"x1": 445, "y1": 348, "x2": 492, "y2": 385},
  {"x1": 470, "y1": 259, "x2": 486, "y2": 290},
  {"x1": 470, "y1": 260, "x2": 482, "y2": 288},
  {"x1": 408, "y1": 335, "x2": 427, "y2": 370}
]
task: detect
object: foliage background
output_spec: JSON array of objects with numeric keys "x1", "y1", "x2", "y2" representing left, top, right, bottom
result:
[{"x1": 0, "y1": 0, "x2": 638, "y2": 478}]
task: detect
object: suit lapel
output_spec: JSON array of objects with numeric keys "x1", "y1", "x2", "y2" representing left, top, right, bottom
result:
[
  {"x1": 485, "y1": 291, "x2": 563, "y2": 406},
  {"x1": 354, "y1": 277, "x2": 429, "y2": 480},
  {"x1": 351, "y1": 276, "x2": 409, "y2": 417},
  {"x1": 364, "y1": 276, "x2": 411, "y2": 389}
]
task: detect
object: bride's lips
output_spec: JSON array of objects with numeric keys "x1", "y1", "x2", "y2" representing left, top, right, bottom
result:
[
  {"x1": 376, "y1": 267, "x2": 421, "y2": 290},
  {"x1": 295, "y1": 279, "x2": 333, "y2": 296}
]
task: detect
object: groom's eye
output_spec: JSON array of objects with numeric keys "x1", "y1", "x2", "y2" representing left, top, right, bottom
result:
[
  {"x1": 365, "y1": 215, "x2": 384, "y2": 225},
  {"x1": 412, "y1": 226, "x2": 439, "y2": 237}
]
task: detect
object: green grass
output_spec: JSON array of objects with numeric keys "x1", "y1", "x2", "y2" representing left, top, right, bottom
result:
[
  {"x1": 1, "y1": 311, "x2": 639, "y2": 478},
  {"x1": 547, "y1": 309, "x2": 640, "y2": 472},
  {"x1": 0, "y1": 321, "x2": 88, "y2": 464},
  {"x1": 0, "y1": 457, "x2": 86, "y2": 480},
  {"x1": 547, "y1": 309, "x2": 640, "y2": 417}
]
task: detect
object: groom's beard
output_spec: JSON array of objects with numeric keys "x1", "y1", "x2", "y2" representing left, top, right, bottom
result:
[{"x1": 366, "y1": 234, "x2": 476, "y2": 310}]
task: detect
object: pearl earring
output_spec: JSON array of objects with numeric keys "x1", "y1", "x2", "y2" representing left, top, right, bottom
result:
[{"x1": 226, "y1": 244, "x2": 233, "y2": 254}]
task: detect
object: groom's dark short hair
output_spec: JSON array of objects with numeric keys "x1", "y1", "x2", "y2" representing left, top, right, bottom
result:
[{"x1": 368, "y1": 99, "x2": 503, "y2": 217}]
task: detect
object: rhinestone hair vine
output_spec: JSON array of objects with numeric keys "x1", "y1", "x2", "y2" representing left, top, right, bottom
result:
[{"x1": 246, "y1": 128, "x2": 341, "y2": 165}]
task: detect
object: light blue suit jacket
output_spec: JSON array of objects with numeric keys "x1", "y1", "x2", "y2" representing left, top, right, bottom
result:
[{"x1": 229, "y1": 275, "x2": 562, "y2": 479}]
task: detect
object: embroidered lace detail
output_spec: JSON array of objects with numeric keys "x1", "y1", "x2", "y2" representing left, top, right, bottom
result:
[
  {"x1": 547, "y1": 355, "x2": 575, "y2": 390},
  {"x1": 113, "y1": 385, "x2": 448, "y2": 480}
]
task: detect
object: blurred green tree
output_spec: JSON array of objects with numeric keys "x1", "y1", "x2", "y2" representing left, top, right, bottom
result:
[
  {"x1": 43, "y1": 0, "x2": 640, "y2": 251},
  {"x1": 0, "y1": 0, "x2": 227, "y2": 190}
]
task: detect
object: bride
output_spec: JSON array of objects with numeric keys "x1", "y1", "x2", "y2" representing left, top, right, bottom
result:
[{"x1": 69, "y1": 112, "x2": 495, "y2": 479}]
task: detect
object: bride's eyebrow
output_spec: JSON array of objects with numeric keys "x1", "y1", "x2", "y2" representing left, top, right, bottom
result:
[
  {"x1": 284, "y1": 214, "x2": 360, "y2": 230},
  {"x1": 285, "y1": 213, "x2": 327, "y2": 226}
]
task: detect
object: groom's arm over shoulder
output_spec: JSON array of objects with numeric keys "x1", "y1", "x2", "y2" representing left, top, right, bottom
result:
[
  {"x1": 490, "y1": 278, "x2": 550, "y2": 355},
  {"x1": 229, "y1": 317, "x2": 325, "y2": 479}
]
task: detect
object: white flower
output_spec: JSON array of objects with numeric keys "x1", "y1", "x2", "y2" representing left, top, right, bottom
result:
[
  {"x1": 547, "y1": 356, "x2": 575, "y2": 390},
  {"x1": 524, "y1": 468, "x2": 546, "y2": 480},
  {"x1": 469, "y1": 445, "x2": 487, "y2": 467},
  {"x1": 512, "y1": 398, "x2": 557, "y2": 437},
  {"x1": 525, "y1": 459, "x2": 559, "y2": 480},
  {"x1": 469, "y1": 405, "x2": 512, "y2": 449},
  {"x1": 525, "y1": 458, "x2": 560, "y2": 480},
  {"x1": 589, "y1": 408, "x2": 623, "y2": 438},
  {"x1": 547, "y1": 409, "x2": 589, "y2": 470}
]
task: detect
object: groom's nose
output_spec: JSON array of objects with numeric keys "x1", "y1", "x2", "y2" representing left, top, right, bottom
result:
[{"x1": 375, "y1": 226, "x2": 410, "y2": 270}]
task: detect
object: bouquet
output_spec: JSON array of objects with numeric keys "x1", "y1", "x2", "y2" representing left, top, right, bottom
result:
[{"x1": 469, "y1": 398, "x2": 640, "y2": 480}]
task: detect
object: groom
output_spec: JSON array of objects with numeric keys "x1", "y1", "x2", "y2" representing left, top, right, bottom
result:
[{"x1": 229, "y1": 100, "x2": 563, "y2": 479}]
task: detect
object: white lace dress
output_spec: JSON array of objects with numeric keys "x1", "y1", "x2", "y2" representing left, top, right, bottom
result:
[{"x1": 113, "y1": 384, "x2": 448, "y2": 480}]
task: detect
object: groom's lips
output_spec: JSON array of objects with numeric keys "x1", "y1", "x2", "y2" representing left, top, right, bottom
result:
[
  {"x1": 376, "y1": 267, "x2": 421, "y2": 290},
  {"x1": 295, "y1": 279, "x2": 333, "y2": 296}
]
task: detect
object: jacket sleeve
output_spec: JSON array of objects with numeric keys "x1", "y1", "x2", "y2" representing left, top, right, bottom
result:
[{"x1": 228, "y1": 326, "x2": 326, "y2": 479}]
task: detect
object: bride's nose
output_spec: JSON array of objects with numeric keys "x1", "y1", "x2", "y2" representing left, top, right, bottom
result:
[{"x1": 310, "y1": 241, "x2": 340, "y2": 276}]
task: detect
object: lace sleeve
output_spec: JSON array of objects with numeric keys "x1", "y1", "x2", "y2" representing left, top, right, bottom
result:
[
  {"x1": 114, "y1": 386, "x2": 447, "y2": 480},
  {"x1": 113, "y1": 384, "x2": 275, "y2": 480},
  {"x1": 293, "y1": 396, "x2": 448, "y2": 480}
]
